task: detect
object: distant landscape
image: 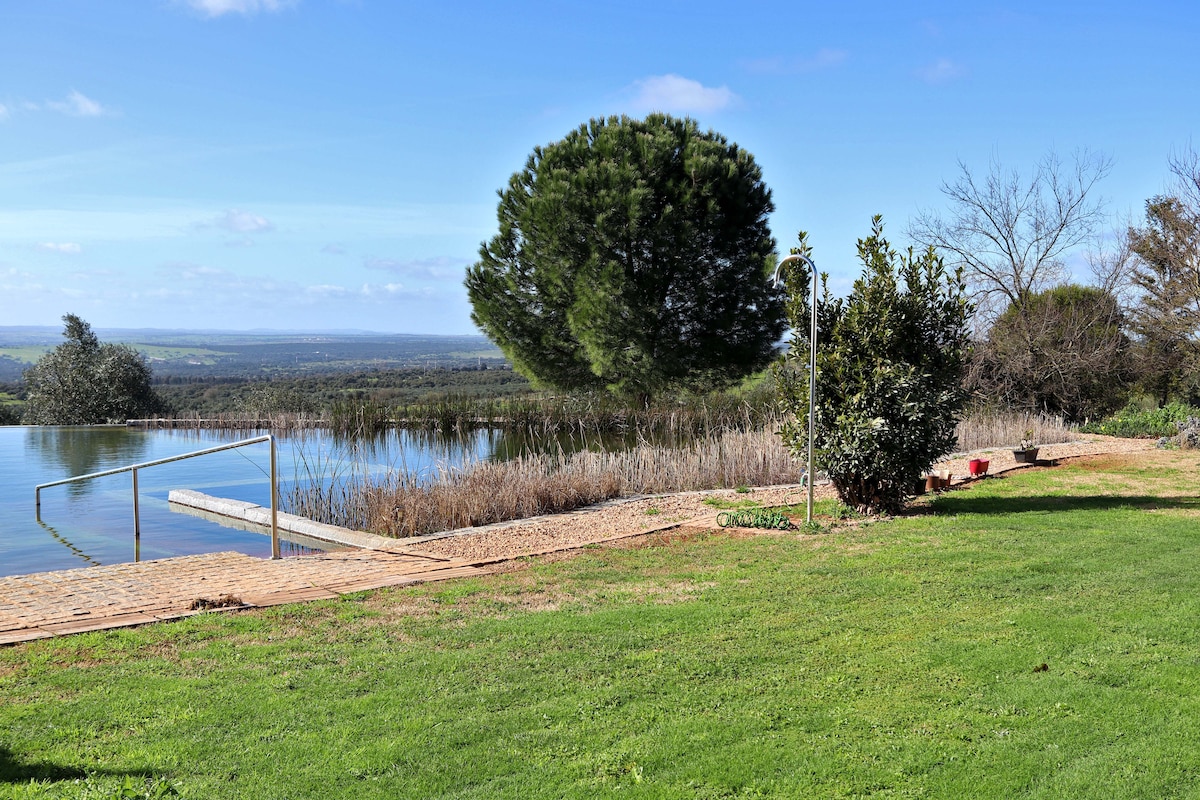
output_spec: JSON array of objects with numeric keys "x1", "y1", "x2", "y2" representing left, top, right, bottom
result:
[
  {"x1": 0, "y1": 327, "x2": 508, "y2": 381},
  {"x1": 0, "y1": 327, "x2": 526, "y2": 417}
]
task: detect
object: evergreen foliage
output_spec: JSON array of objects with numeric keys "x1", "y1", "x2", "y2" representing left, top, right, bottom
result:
[
  {"x1": 466, "y1": 113, "x2": 785, "y2": 403},
  {"x1": 1128, "y1": 195, "x2": 1200, "y2": 405},
  {"x1": 971, "y1": 285, "x2": 1130, "y2": 422},
  {"x1": 776, "y1": 218, "x2": 971, "y2": 515},
  {"x1": 22, "y1": 315, "x2": 166, "y2": 424}
]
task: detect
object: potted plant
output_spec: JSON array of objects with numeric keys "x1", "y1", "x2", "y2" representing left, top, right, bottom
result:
[{"x1": 1012, "y1": 430, "x2": 1039, "y2": 464}]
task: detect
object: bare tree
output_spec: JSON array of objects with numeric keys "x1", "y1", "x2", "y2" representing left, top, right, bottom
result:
[
  {"x1": 909, "y1": 150, "x2": 1113, "y2": 321},
  {"x1": 1086, "y1": 224, "x2": 1137, "y2": 307},
  {"x1": 1169, "y1": 146, "x2": 1200, "y2": 209}
]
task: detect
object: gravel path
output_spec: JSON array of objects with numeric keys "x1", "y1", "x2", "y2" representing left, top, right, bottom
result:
[{"x1": 405, "y1": 435, "x2": 1158, "y2": 564}]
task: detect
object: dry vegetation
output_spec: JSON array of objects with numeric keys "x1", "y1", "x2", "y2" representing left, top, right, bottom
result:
[
  {"x1": 284, "y1": 408, "x2": 1104, "y2": 541},
  {"x1": 952, "y1": 408, "x2": 1078, "y2": 452},
  {"x1": 289, "y1": 428, "x2": 805, "y2": 538}
]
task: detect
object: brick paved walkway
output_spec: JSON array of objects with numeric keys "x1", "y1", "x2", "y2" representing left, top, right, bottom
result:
[{"x1": 0, "y1": 548, "x2": 487, "y2": 645}]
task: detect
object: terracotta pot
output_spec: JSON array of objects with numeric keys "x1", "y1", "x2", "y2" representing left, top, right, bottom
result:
[{"x1": 925, "y1": 475, "x2": 940, "y2": 492}]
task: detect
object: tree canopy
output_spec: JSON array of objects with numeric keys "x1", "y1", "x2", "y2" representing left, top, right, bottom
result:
[
  {"x1": 970, "y1": 285, "x2": 1130, "y2": 422},
  {"x1": 466, "y1": 113, "x2": 785, "y2": 403},
  {"x1": 777, "y1": 218, "x2": 971, "y2": 515},
  {"x1": 1128, "y1": 195, "x2": 1200, "y2": 405},
  {"x1": 22, "y1": 315, "x2": 165, "y2": 424}
]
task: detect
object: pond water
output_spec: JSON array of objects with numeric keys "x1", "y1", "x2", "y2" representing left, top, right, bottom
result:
[{"x1": 0, "y1": 426, "x2": 505, "y2": 578}]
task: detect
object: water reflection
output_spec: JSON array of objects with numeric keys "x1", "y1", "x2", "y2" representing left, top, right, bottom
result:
[
  {"x1": 25, "y1": 426, "x2": 150, "y2": 498},
  {"x1": 35, "y1": 518, "x2": 101, "y2": 568},
  {"x1": 486, "y1": 425, "x2": 689, "y2": 462}
]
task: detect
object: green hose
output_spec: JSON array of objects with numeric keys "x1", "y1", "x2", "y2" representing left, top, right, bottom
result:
[{"x1": 716, "y1": 508, "x2": 792, "y2": 530}]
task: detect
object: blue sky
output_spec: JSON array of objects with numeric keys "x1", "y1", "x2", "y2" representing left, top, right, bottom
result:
[{"x1": 1, "y1": 1, "x2": 1196, "y2": 334}]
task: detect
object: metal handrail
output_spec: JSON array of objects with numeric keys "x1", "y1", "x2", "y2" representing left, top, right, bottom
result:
[{"x1": 35, "y1": 434, "x2": 279, "y2": 561}]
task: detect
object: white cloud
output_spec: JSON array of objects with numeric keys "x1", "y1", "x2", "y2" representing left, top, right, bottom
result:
[
  {"x1": 46, "y1": 90, "x2": 108, "y2": 117},
  {"x1": 38, "y1": 242, "x2": 82, "y2": 254},
  {"x1": 364, "y1": 255, "x2": 467, "y2": 279},
  {"x1": 210, "y1": 209, "x2": 274, "y2": 233},
  {"x1": 743, "y1": 49, "x2": 848, "y2": 75},
  {"x1": 0, "y1": 104, "x2": 8, "y2": 121},
  {"x1": 320, "y1": 243, "x2": 347, "y2": 255},
  {"x1": 626, "y1": 74, "x2": 737, "y2": 114},
  {"x1": 917, "y1": 58, "x2": 965, "y2": 85},
  {"x1": 186, "y1": 0, "x2": 294, "y2": 18}
]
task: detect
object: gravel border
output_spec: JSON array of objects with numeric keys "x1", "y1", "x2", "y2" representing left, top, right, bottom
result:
[{"x1": 404, "y1": 435, "x2": 1159, "y2": 565}]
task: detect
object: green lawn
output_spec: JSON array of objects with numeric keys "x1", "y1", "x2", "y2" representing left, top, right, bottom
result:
[{"x1": 3, "y1": 451, "x2": 1200, "y2": 799}]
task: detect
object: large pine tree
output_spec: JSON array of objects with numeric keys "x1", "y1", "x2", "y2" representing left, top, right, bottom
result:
[{"x1": 466, "y1": 114, "x2": 785, "y2": 403}]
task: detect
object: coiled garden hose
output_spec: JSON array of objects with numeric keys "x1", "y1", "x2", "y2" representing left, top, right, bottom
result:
[{"x1": 716, "y1": 508, "x2": 792, "y2": 530}]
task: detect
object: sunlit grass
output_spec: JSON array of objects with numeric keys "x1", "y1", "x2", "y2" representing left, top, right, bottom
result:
[{"x1": 3, "y1": 451, "x2": 1199, "y2": 798}]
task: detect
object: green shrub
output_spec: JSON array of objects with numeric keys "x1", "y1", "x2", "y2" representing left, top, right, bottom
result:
[
  {"x1": 1080, "y1": 401, "x2": 1200, "y2": 438},
  {"x1": 776, "y1": 218, "x2": 971, "y2": 515}
]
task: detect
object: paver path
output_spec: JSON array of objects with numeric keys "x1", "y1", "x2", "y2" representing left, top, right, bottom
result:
[
  {"x1": 1, "y1": 438, "x2": 1155, "y2": 646},
  {"x1": 0, "y1": 549, "x2": 486, "y2": 645}
]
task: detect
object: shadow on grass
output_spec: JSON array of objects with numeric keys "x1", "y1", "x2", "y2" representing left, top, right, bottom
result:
[
  {"x1": 0, "y1": 744, "x2": 153, "y2": 784},
  {"x1": 927, "y1": 492, "x2": 1200, "y2": 517}
]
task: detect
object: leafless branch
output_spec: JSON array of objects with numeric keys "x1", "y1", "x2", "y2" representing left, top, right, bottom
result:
[{"x1": 909, "y1": 150, "x2": 1112, "y2": 321}]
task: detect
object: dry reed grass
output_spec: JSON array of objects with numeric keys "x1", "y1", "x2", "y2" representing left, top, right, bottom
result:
[
  {"x1": 953, "y1": 409, "x2": 1077, "y2": 453},
  {"x1": 284, "y1": 407, "x2": 1082, "y2": 538},
  {"x1": 288, "y1": 427, "x2": 804, "y2": 538}
]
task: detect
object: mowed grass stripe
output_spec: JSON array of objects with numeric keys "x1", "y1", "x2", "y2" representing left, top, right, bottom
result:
[{"x1": 2, "y1": 451, "x2": 1200, "y2": 799}]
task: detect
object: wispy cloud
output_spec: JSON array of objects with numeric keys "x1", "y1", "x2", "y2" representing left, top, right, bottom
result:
[
  {"x1": 155, "y1": 261, "x2": 428, "y2": 305},
  {"x1": 321, "y1": 243, "x2": 347, "y2": 255},
  {"x1": 46, "y1": 90, "x2": 109, "y2": 117},
  {"x1": 37, "y1": 242, "x2": 82, "y2": 254},
  {"x1": 185, "y1": 0, "x2": 295, "y2": 18},
  {"x1": 626, "y1": 74, "x2": 737, "y2": 114},
  {"x1": 742, "y1": 48, "x2": 848, "y2": 75},
  {"x1": 364, "y1": 255, "x2": 466, "y2": 279},
  {"x1": 916, "y1": 58, "x2": 965, "y2": 85},
  {"x1": 207, "y1": 209, "x2": 274, "y2": 234},
  {"x1": 0, "y1": 104, "x2": 9, "y2": 121}
]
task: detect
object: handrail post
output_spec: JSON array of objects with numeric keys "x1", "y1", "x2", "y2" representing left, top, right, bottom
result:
[
  {"x1": 132, "y1": 467, "x2": 141, "y2": 562},
  {"x1": 269, "y1": 434, "x2": 280, "y2": 559},
  {"x1": 35, "y1": 433, "x2": 280, "y2": 562}
]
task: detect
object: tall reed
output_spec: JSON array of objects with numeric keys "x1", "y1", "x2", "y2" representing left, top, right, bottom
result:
[
  {"x1": 286, "y1": 426, "x2": 804, "y2": 538},
  {"x1": 953, "y1": 409, "x2": 1077, "y2": 453}
]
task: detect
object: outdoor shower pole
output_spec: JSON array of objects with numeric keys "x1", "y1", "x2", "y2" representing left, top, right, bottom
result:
[
  {"x1": 269, "y1": 434, "x2": 280, "y2": 559},
  {"x1": 773, "y1": 253, "x2": 819, "y2": 524}
]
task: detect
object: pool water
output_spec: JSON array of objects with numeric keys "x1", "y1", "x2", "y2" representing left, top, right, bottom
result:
[{"x1": 0, "y1": 426, "x2": 495, "y2": 578}]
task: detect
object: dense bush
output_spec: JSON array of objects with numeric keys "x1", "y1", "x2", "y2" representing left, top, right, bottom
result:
[
  {"x1": 1079, "y1": 402, "x2": 1200, "y2": 438},
  {"x1": 777, "y1": 218, "x2": 971, "y2": 515}
]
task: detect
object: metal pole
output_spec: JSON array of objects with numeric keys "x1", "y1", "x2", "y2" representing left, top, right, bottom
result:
[
  {"x1": 807, "y1": 266, "x2": 818, "y2": 525},
  {"x1": 772, "y1": 254, "x2": 820, "y2": 524},
  {"x1": 269, "y1": 434, "x2": 280, "y2": 559},
  {"x1": 132, "y1": 468, "x2": 141, "y2": 562}
]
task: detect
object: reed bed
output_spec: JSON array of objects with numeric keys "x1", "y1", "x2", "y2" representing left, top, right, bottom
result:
[
  {"x1": 282, "y1": 404, "x2": 1084, "y2": 538},
  {"x1": 128, "y1": 411, "x2": 327, "y2": 429},
  {"x1": 392, "y1": 389, "x2": 778, "y2": 437},
  {"x1": 952, "y1": 408, "x2": 1077, "y2": 453},
  {"x1": 285, "y1": 427, "x2": 804, "y2": 538}
]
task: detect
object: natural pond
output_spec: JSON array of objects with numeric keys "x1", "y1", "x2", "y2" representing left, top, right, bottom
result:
[{"x1": 0, "y1": 425, "x2": 509, "y2": 578}]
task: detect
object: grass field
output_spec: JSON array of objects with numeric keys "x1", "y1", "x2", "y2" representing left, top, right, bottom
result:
[{"x1": 3, "y1": 451, "x2": 1200, "y2": 798}]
